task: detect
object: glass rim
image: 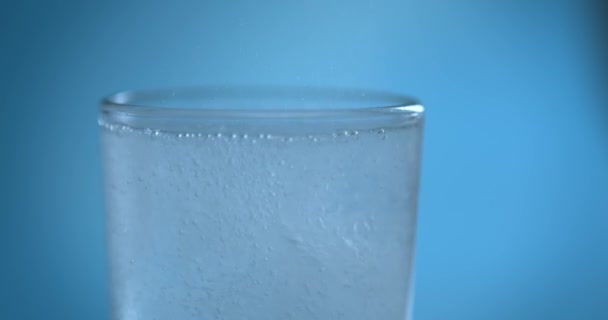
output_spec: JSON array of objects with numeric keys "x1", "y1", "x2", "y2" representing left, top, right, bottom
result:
[{"x1": 100, "y1": 86, "x2": 424, "y2": 121}]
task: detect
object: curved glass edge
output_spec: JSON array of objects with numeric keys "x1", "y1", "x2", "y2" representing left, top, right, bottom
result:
[{"x1": 98, "y1": 86, "x2": 424, "y2": 134}]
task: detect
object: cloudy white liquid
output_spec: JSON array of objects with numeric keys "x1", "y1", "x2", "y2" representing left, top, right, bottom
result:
[{"x1": 101, "y1": 120, "x2": 421, "y2": 320}]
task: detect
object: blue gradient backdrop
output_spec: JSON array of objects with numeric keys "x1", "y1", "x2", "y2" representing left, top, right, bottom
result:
[{"x1": 1, "y1": 0, "x2": 607, "y2": 319}]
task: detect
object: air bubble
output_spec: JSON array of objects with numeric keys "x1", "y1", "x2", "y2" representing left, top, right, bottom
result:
[{"x1": 376, "y1": 128, "x2": 387, "y2": 140}]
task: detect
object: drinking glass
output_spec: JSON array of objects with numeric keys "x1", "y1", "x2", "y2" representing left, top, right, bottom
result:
[{"x1": 99, "y1": 86, "x2": 424, "y2": 320}]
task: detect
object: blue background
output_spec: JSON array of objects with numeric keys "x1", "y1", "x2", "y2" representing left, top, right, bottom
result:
[{"x1": 1, "y1": 0, "x2": 607, "y2": 319}]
